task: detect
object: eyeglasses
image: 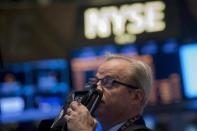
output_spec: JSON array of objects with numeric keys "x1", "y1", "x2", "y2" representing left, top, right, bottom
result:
[{"x1": 91, "y1": 76, "x2": 138, "y2": 89}]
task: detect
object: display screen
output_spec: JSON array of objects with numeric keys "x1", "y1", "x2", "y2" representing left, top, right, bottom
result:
[
  {"x1": 179, "y1": 43, "x2": 197, "y2": 99},
  {"x1": 0, "y1": 97, "x2": 25, "y2": 114},
  {"x1": 70, "y1": 39, "x2": 183, "y2": 106},
  {"x1": 0, "y1": 59, "x2": 70, "y2": 123}
]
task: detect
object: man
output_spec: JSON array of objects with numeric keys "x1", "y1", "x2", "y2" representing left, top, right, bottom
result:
[{"x1": 65, "y1": 54, "x2": 153, "y2": 131}]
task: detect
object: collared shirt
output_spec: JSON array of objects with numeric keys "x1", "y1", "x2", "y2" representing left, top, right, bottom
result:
[
  {"x1": 109, "y1": 122, "x2": 124, "y2": 131},
  {"x1": 108, "y1": 116, "x2": 151, "y2": 131}
]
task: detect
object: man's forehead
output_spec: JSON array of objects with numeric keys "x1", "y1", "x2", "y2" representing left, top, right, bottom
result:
[
  {"x1": 96, "y1": 59, "x2": 129, "y2": 77},
  {"x1": 96, "y1": 65, "x2": 113, "y2": 76},
  {"x1": 97, "y1": 60, "x2": 116, "y2": 72}
]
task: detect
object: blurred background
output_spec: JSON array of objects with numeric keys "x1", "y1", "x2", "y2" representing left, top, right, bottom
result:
[{"x1": 0, "y1": 0, "x2": 197, "y2": 130}]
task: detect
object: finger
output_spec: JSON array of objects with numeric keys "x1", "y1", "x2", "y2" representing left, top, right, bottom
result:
[
  {"x1": 66, "y1": 107, "x2": 73, "y2": 115},
  {"x1": 64, "y1": 114, "x2": 72, "y2": 122},
  {"x1": 93, "y1": 118, "x2": 97, "y2": 125},
  {"x1": 69, "y1": 101, "x2": 80, "y2": 111},
  {"x1": 92, "y1": 118, "x2": 98, "y2": 129}
]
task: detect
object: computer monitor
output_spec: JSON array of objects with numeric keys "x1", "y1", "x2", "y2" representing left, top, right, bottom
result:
[
  {"x1": 0, "y1": 59, "x2": 71, "y2": 123},
  {"x1": 179, "y1": 43, "x2": 197, "y2": 99}
]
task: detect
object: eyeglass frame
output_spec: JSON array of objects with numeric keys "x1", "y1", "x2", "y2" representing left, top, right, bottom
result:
[{"x1": 91, "y1": 76, "x2": 139, "y2": 89}]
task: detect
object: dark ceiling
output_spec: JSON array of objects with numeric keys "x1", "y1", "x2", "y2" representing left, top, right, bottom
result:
[{"x1": 0, "y1": 0, "x2": 196, "y2": 64}]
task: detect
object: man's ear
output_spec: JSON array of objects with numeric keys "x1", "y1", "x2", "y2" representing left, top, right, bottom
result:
[{"x1": 129, "y1": 89, "x2": 145, "y2": 104}]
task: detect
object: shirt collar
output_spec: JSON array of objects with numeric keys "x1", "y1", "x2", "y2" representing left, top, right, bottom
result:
[
  {"x1": 108, "y1": 116, "x2": 145, "y2": 131},
  {"x1": 109, "y1": 122, "x2": 124, "y2": 131}
]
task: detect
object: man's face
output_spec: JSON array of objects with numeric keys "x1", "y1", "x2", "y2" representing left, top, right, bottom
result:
[{"x1": 95, "y1": 59, "x2": 134, "y2": 121}]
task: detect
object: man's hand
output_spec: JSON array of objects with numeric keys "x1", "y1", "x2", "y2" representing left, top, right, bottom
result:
[{"x1": 64, "y1": 101, "x2": 97, "y2": 131}]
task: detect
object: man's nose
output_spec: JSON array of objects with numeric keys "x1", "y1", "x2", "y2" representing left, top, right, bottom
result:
[{"x1": 96, "y1": 81, "x2": 103, "y2": 92}]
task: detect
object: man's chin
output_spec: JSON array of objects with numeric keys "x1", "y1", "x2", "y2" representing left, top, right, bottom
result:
[
  {"x1": 96, "y1": 104, "x2": 104, "y2": 115},
  {"x1": 95, "y1": 108, "x2": 103, "y2": 120}
]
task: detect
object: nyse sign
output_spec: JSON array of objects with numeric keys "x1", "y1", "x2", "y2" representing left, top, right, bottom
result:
[{"x1": 84, "y1": 1, "x2": 166, "y2": 44}]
